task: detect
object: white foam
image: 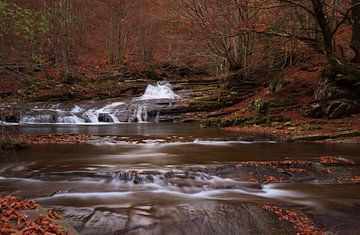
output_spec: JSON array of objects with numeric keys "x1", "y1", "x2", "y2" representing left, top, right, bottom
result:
[
  {"x1": 137, "y1": 82, "x2": 179, "y2": 100},
  {"x1": 37, "y1": 191, "x2": 133, "y2": 201},
  {"x1": 13, "y1": 82, "x2": 179, "y2": 124},
  {"x1": 71, "y1": 105, "x2": 83, "y2": 113},
  {"x1": 57, "y1": 114, "x2": 84, "y2": 124}
]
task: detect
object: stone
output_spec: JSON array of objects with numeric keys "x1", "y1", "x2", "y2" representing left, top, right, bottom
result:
[
  {"x1": 325, "y1": 101, "x2": 342, "y2": 116},
  {"x1": 257, "y1": 101, "x2": 270, "y2": 116},
  {"x1": 315, "y1": 84, "x2": 349, "y2": 101},
  {"x1": 270, "y1": 122, "x2": 280, "y2": 127},
  {"x1": 98, "y1": 113, "x2": 114, "y2": 123},
  {"x1": 349, "y1": 102, "x2": 360, "y2": 114},
  {"x1": 4, "y1": 113, "x2": 19, "y2": 123},
  {"x1": 284, "y1": 121, "x2": 292, "y2": 127},
  {"x1": 305, "y1": 103, "x2": 324, "y2": 118},
  {"x1": 329, "y1": 103, "x2": 350, "y2": 119}
]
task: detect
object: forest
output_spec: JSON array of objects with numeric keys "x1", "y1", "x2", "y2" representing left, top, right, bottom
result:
[{"x1": 0, "y1": 1, "x2": 360, "y2": 235}]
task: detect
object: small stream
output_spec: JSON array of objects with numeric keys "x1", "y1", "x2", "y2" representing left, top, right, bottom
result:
[
  {"x1": 2, "y1": 81, "x2": 182, "y2": 125},
  {"x1": 1, "y1": 83, "x2": 360, "y2": 234},
  {"x1": 1, "y1": 125, "x2": 360, "y2": 234}
]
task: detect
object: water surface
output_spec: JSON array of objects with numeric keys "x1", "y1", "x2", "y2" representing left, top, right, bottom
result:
[{"x1": 1, "y1": 123, "x2": 360, "y2": 234}]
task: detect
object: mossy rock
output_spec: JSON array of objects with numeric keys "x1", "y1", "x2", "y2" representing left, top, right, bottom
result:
[
  {"x1": 22, "y1": 206, "x2": 79, "y2": 235},
  {"x1": 269, "y1": 77, "x2": 288, "y2": 93},
  {"x1": 292, "y1": 131, "x2": 360, "y2": 142},
  {"x1": 248, "y1": 99, "x2": 271, "y2": 115},
  {"x1": 244, "y1": 116, "x2": 267, "y2": 125},
  {"x1": 0, "y1": 138, "x2": 30, "y2": 150},
  {"x1": 267, "y1": 115, "x2": 291, "y2": 123},
  {"x1": 269, "y1": 99, "x2": 297, "y2": 107},
  {"x1": 189, "y1": 101, "x2": 226, "y2": 112},
  {"x1": 63, "y1": 73, "x2": 85, "y2": 85},
  {"x1": 206, "y1": 118, "x2": 233, "y2": 127},
  {"x1": 205, "y1": 117, "x2": 247, "y2": 127}
]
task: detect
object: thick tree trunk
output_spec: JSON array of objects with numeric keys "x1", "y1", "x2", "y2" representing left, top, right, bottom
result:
[
  {"x1": 351, "y1": 0, "x2": 360, "y2": 63},
  {"x1": 310, "y1": 0, "x2": 360, "y2": 81},
  {"x1": 311, "y1": 0, "x2": 338, "y2": 66}
]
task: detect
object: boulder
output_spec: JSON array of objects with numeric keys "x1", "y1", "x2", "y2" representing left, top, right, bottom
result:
[
  {"x1": 329, "y1": 102, "x2": 350, "y2": 119},
  {"x1": 3, "y1": 112, "x2": 20, "y2": 123},
  {"x1": 307, "y1": 69, "x2": 360, "y2": 119},
  {"x1": 98, "y1": 113, "x2": 114, "y2": 123},
  {"x1": 306, "y1": 100, "x2": 356, "y2": 119},
  {"x1": 257, "y1": 101, "x2": 270, "y2": 116},
  {"x1": 306, "y1": 103, "x2": 324, "y2": 118}
]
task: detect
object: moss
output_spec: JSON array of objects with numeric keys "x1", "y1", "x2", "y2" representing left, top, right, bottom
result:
[
  {"x1": 269, "y1": 99, "x2": 297, "y2": 107},
  {"x1": 269, "y1": 77, "x2": 288, "y2": 93},
  {"x1": 333, "y1": 64, "x2": 360, "y2": 82},
  {"x1": 344, "y1": 73, "x2": 359, "y2": 82},
  {"x1": 267, "y1": 115, "x2": 291, "y2": 123},
  {"x1": 248, "y1": 98, "x2": 270, "y2": 114},
  {"x1": 245, "y1": 116, "x2": 266, "y2": 125},
  {"x1": 23, "y1": 206, "x2": 79, "y2": 235},
  {"x1": 292, "y1": 131, "x2": 360, "y2": 142},
  {"x1": 0, "y1": 138, "x2": 30, "y2": 150},
  {"x1": 196, "y1": 96, "x2": 219, "y2": 102},
  {"x1": 205, "y1": 116, "x2": 247, "y2": 127},
  {"x1": 306, "y1": 87, "x2": 315, "y2": 96},
  {"x1": 189, "y1": 101, "x2": 227, "y2": 112}
]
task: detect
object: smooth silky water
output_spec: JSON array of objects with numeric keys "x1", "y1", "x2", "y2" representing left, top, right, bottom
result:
[
  {"x1": 1, "y1": 83, "x2": 360, "y2": 234},
  {"x1": 1, "y1": 123, "x2": 360, "y2": 234}
]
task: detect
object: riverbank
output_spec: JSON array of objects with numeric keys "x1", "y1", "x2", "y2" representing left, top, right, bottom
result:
[
  {"x1": 1, "y1": 154, "x2": 359, "y2": 234},
  {"x1": 224, "y1": 114, "x2": 360, "y2": 143},
  {"x1": 1, "y1": 58, "x2": 360, "y2": 141},
  {"x1": 2, "y1": 115, "x2": 360, "y2": 148},
  {"x1": 0, "y1": 195, "x2": 77, "y2": 234}
]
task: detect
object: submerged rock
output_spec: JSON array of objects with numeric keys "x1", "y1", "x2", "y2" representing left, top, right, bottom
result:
[{"x1": 98, "y1": 113, "x2": 114, "y2": 123}]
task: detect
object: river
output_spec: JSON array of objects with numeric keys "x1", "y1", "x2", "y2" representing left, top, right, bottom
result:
[
  {"x1": 1, "y1": 123, "x2": 360, "y2": 234},
  {"x1": 1, "y1": 82, "x2": 360, "y2": 234}
]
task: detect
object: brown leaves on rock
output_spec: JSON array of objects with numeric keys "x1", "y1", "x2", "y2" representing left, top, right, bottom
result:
[
  {"x1": 0, "y1": 195, "x2": 72, "y2": 235},
  {"x1": 237, "y1": 157, "x2": 357, "y2": 184},
  {"x1": 224, "y1": 114, "x2": 360, "y2": 144},
  {"x1": 20, "y1": 216, "x2": 70, "y2": 235},
  {"x1": 13, "y1": 134, "x2": 92, "y2": 144},
  {"x1": 261, "y1": 204, "x2": 321, "y2": 234},
  {"x1": 337, "y1": 176, "x2": 360, "y2": 184},
  {"x1": 317, "y1": 156, "x2": 355, "y2": 165},
  {"x1": 0, "y1": 196, "x2": 38, "y2": 211},
  {"x1": 48, "y1": 210, "x2": 63, "y2": 220}
]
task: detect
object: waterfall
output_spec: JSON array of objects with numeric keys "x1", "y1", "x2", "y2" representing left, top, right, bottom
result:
[
  {"x1": 10, "y1": 81, "x2": 179, "y2": 125},
  {"x1": 137, "y1": 81, "x2": 179, "y2": 100},
  {"x1": 19, "y1": 103, "x2": 126, "y2": 125},
  {"x1": 136, "y1": 105, "x2": 148, "y2": 123}
]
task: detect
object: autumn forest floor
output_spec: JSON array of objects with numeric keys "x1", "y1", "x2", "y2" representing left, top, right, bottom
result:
[
  {"x1": 1, "y1": 56, "x2": 360, "y2": 144},
  {"x1": 1, "y1": 59, "x2": 360, "y2": 234}
]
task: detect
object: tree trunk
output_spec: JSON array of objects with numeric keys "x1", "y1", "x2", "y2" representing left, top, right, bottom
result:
[
  {"x1": 311, "y1": 0, "x2": 360, "y2": 81},
  {"x1": 351, "y1": 0, "x2": 360, "y2": 63},
  {"x1": 311, "y1": 0, "x2": 338, "y2": 66}
]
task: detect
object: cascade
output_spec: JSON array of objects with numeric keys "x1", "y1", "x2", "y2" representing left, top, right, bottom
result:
[
  {"x1": 8, "y1": 82, "x2": 179, "y2": 125},
  {"x1": 137, "y1": 81, "x2": 179, "y2": 100}
]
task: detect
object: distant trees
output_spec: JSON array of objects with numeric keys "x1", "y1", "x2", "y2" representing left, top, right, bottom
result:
[
  {"x1": 46, "y1": 0, "x2": 86, "y2": 67},
  {"x1": 0, "y1": 0, "x2": 48, "y2": 65},
  {"x1": 350, "y1": 0, "x2": 360, "y2": 63},
  {"x1": 279, "y1": 0, "x2": 360, "y2": 77},
  {"x1": 175, "y1": 0, "x2": 261, "y2": 72},
  {"x1": 108, "y1": 0, "x2": 128, "y2": 64},
  {"x1": 1, "y1": 0, "x2": 359, "y2": 78},
  {"x1": 0, "y1": 0, "x2": 87, "y2": 69}
]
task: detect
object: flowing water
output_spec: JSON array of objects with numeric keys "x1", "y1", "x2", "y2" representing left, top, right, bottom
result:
[
  {"x1": 1, "y1": 124, "x2": 360, "y2": 234},
  {"x1": 2, "y1": 81, "x2": 181, "y2": 125},
  {"x1": 1, "y1": 83, "x2": 360, "y2": 234}
]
